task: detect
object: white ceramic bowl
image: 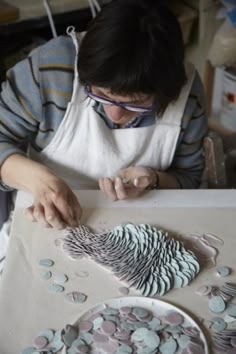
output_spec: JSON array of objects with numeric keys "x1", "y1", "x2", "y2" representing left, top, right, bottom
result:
[{"x1": 62, "y1": 296, "x2": 209, "y2": 354}]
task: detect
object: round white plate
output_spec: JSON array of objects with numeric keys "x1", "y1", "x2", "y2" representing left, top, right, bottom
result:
[{"x1": 62, "y1": 296, "x2": 209, "y2": 354}]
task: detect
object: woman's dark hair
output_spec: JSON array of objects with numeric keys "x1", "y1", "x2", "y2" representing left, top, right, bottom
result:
[{"x1": 78, "y1": 0, "x2": 187, "y2": 114}]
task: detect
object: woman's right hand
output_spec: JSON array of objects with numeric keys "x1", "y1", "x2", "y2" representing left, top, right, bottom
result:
[
  {"x1": 0, "y1": 154, "x2": 82, "y2": 229},
  {"x1": 23, "y1": 174, "x2": 82, "y2": 229}
]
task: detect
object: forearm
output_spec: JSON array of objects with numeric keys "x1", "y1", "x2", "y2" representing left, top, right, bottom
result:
[
  {"x1": 147, "y1": 168, "x2": 200, "y2": 189},
  {"x1": 0, "y1": 153, "x2": 55, "y2": 194},
  {"x1": 156, "y1": 170, "x2": 180, "y2": 189},
  {"x1": 167, "y1": 168, "x2": 204, "y2": 189}
]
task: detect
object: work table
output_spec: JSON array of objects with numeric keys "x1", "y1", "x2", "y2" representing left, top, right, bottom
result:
[{"x1": 0, "y1": 189, "x2": 235, "y2": 354}]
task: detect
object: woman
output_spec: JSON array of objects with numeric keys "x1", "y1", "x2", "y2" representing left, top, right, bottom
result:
[{"x1": 0, "y1": 0, "x2": 207, "y2": 234}]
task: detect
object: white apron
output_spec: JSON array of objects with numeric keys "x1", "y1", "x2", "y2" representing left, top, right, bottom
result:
[{"x1": 0, "y1": 28, "x2": 195, "y2": 272}]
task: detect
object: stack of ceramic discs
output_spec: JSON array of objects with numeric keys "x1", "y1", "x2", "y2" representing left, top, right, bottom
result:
[
  {"x1": 195, "y1": 282, "x2": 236, "y2": 353},
  {"x1": 63, "y1": 223, "x2": 200, "y2": 296}
]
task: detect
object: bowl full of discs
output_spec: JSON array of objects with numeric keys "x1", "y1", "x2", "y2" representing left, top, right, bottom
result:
[{"x1": 60, "y1": 296, "x2": 209, "y2": 354}]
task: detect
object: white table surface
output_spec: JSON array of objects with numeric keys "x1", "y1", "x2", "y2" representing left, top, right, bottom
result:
[{"x1": 0, "y1": 189, "x2": 236, "y2": 354}]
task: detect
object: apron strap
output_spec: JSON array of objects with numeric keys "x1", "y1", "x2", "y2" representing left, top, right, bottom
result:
[{"x1": 67, "y1": 26, "x2": 79, "y2": 79}]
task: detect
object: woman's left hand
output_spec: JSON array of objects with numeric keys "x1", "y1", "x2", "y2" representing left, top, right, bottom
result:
[{"x1": 98, "y1": 166, "x2": 157, "y2": 201}]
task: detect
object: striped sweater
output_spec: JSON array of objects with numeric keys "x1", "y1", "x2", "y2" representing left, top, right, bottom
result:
[{"x1": 0, "y1": 35, "x2": 208, "y2": 190}]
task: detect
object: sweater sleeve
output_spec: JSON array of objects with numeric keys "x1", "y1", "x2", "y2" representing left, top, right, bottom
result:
[
  {"x1": 0, "y1": 43, "x2": 43, "y2": 190},
  {"x1": 0, "y1": 36, "x2": 75, "y2": 191},
  {"x1": 167, "y1": 71, "x2": 208, "y2": 189}
]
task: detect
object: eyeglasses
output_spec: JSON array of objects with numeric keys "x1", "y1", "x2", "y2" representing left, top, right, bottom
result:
[{"x1": 84, "y1": 85, "x2": 156, "y2": 113}]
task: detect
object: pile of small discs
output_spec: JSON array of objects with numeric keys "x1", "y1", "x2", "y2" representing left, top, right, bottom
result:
[
  {"x1": 21, "y1": 305, "x2": 206, "y2": 354},
  {"x1": 196, "y1": 282, "x2": 236, "y2": 353},
  {"x1": 63, "y1": 223, "x2": 200, "y2": 296},
  {"x1": 39, "y1": 258, "x2": 87, "y2": 304}
]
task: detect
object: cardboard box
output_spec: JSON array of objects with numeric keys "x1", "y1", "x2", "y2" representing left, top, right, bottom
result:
[
  {"x1": 0, "y1": 0, "x2": 19, "y2": 23},
  {"x1": 171, "y1": 1, "x2": 198, "y2": 45}
]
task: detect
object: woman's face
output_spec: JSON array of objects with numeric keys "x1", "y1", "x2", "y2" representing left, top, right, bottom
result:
[{"x1": 91, "y1": 86, "x2": 154, "y2": 126}]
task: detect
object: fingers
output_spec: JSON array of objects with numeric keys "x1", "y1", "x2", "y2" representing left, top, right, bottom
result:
[
  {"x1": 133, "y1": 176, "x2": 153, "y2": 189},
  {"x1": 34, "y1": 203, "x2": 57, "y2": 228},
  {"x1": 119, "y1": 166, "x2": 157, "y2": 190},
  {"x1": 99, "y1": 177, "x2": 130, "y2": 200},
  {"x1": 23, "y1": 206, "x2": 37, "y2": 222},
  {"x1": 114, "y1": 177, "x2": 128, "y2": 200},
  {"x1": 70, "y1": 194, "x2": 83, "y2": 224},
  {"x1": 99, "y1": 178, "x2": 118, "y2": 201},
  {"x1": 22, "y1": 173, "x2": 83, "y2": 229},
  {"x1": 42, "y1": 201, "x2": 67, "y2": 229},
  {"x1": 23, "y1": 194, "x2": 82, "y2": 230},
  {"x1": 24, "y1": 204, "x2": 65, "y2": 229},
  {"x1": 24, "y1": 205, "x2": 52, "y2": 228},
  {"x1": 52, "y1": 193, "x2": 80, "y2": 228},
  {"x1": 99, "y1": 175, "x2": 148, "y2": 200}
]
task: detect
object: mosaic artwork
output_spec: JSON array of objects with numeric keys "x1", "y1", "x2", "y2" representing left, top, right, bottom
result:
[{"x1": 62, "y1": 223, "x2": 200, "y2": 296}]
